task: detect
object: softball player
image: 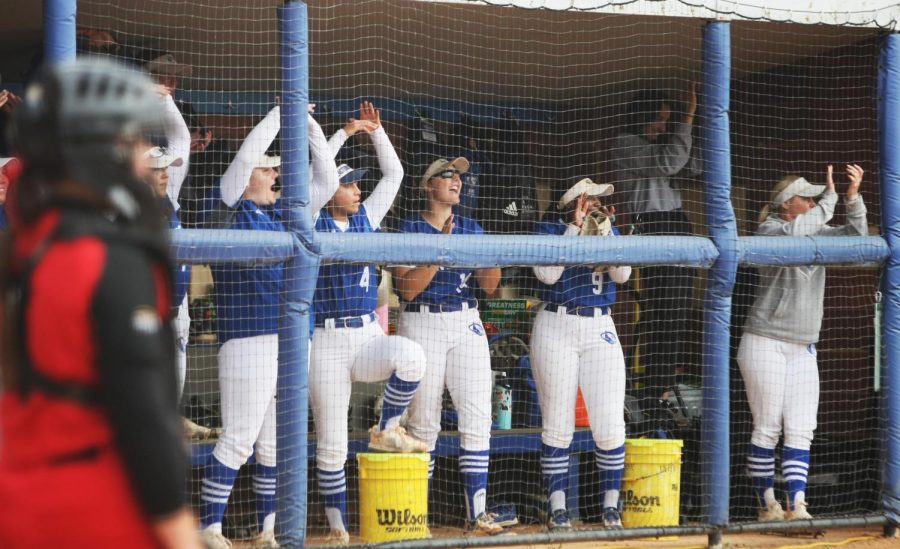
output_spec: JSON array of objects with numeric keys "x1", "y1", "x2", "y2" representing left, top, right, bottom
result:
[
  {"x1": 739, "y1": 164, "x2": 868, "y2": 522},
  {"x1": 310, "y1": 102, "x2": 429, "y2": 545},
  {"x1": 392, "y1": 157, "x2": 504, "y2": 535},
  {"x1": 140, "y1": 90, "x2": 206, "y2": 437},
  {"x1": 531, "y1": 178, "x2": 631, "y2": 529},
  {"x1": 199, "y1": 104, "x2": 283, "y2": 549}
]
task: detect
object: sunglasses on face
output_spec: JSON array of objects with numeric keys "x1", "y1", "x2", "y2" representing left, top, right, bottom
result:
[{"x1": 430, "y1": 169, "x2": 460, "y2": 180}]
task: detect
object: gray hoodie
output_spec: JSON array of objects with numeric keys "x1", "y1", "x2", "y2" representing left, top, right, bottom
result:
[{"x1": 743, "y1": 190, "x2": 868, "y2": 345}]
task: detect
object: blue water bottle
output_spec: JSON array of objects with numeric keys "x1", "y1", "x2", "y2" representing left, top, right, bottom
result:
[{"x1": 492, "y1": 372, "x2": 513, "y2": 430}]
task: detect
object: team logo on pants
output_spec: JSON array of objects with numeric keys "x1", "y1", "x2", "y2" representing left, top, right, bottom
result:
[
  {"x1": 807, "y1": 343, "x2": 817, "y2": 356},
  {"x1": 601, "y1": 331, "x2": 618, "y2": 345},
  {"x1": 469, "y1": 322, "x2": 484, "y2": 336}
]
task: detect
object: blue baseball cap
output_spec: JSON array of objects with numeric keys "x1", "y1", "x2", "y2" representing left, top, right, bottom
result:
[{"x1": 336, "y1": 163, "x2": 368, "y2": 185}]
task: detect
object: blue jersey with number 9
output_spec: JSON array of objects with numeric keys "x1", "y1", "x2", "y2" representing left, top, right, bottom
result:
[
  {"x1": 313, "y1": 206, "x2": 378, "y2": 318},
  {"x1": 534, "y1": 217, "x2": 618, "y2": 308}
]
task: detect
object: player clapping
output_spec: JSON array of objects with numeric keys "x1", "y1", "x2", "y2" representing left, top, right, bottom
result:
[
  {"x1": 531, "y1": 178, "x2": 631, "y2": 530},
  {"x1": 391, "y1": 157, "x2": 505, "y2": 535},
  {"x1": 738, "y1": 164, "x2": 868, "y2": 522}
]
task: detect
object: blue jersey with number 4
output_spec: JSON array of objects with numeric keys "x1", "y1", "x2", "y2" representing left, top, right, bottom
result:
[
  {"x1": 314, "y1": 206, "x2": 378, "y2": 318},
  {"x1": 534, "y1": 218, "x2": 618, "y2": 308},
  {"x1": 399, "y1": 213, "x2": 482, "y2": 306}
]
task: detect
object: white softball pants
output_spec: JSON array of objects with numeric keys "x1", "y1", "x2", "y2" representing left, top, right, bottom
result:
[
  {"x1": 173, "y1": 297, "x2": 190, "y2": 399},
  {"x1": 399, "y1": 307, "x2": 493, "y2": 452},
  {"x1": 530, "y1": 309, "x2": 626, "y2": 450},
  {"x1": 309, "y1": 319, "x2": 426, "y2": 471},
  {"x1": 737, "y1": 332, "x2": 819, "y2": 450},
  {"x1": 213, "y1": 333, "x2": 279, "y2": 469}
]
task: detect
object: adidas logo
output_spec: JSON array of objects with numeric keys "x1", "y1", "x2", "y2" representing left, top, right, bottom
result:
[{"x1": 503, "y1": 202, "x2": 519, "y2": 217}]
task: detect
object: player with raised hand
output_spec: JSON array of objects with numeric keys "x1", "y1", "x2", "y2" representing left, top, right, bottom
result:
[
  {"x1": 392, "y1": 157, "x2": 504, "y2": 535},
  {"x1": 309, "y1": 101, "x2": 428, "y2": 545},
  {"x1": 139, "y1": 85, "x2": 212, "y2": 439},
  {"x1": 199, "y1": 102, "x2": 283, "y2": 549},
  {"x1": 739, "y1": 164, "x2": 868, "y2": 522},
  {"x1": 530, "y1": 178, "x2": 631, "y2": 530}
]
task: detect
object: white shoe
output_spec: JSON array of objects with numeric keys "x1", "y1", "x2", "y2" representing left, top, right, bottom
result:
[
  {"x1": 254, "y1": 529, "x2": 278, "y2": 547},
  {"x1": 786, "y1": 500, "x2": 813, "y2": 520},
  {"x1": 471, "y1": 511, "x2": 504, "y2": 535},
  {"x1": 368, "y1": 425, "x2": 429, "y2": 453},
  {"x1": 201, "y1": 528, "x2": 233, "y2": 549},
  {"x1": 323, "y1": 528, "x2": 350, "y2": 545},
  {"x1": 758, "y1": 500, "x2": 785, "y2": 522}
]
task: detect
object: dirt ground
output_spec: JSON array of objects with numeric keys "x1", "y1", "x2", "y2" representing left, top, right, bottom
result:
[{"x1": 300, "y1": 524, "x2": 898, "y2": 548}]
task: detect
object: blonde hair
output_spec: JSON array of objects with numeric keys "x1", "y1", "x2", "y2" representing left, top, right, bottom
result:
[{"x1": 758, "y1": 175, "x2": 804, "y2": 223}]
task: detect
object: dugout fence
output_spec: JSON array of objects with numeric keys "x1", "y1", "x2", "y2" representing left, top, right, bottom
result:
[{"x1": 40, "y1": 0, "x2": 900, "y2": 547}]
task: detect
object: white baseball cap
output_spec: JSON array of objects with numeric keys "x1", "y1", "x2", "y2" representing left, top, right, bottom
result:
[
  {"x1": 558, "y1": 177, "x2": 614, "y2": 209},
  {"x1": 770, "y1": 176, "x2": 825, "y2": 207},
  {"x1": 420, "y1": 157, "x2": 470, "y2": 188},
  {"x1": 142, "y1": 146, "x2": 183, "y2": 169},
  {"x1": 256, "y1": 154, "x2": 281, "y2": 169}
]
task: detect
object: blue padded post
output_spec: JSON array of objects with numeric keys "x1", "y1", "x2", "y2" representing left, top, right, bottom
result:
[
  {"x1": 276, "y1": 2, "x2": 317, "y2": 546},
  {"x1": 699, "y1": 21, "x2": 734, "y2": 527},
  {"x1": 878, "y1": 32, "x2": 900, "y2": 527},
  {"x1": 44, "y1": 0, "x2": 77, "y2": 63}
]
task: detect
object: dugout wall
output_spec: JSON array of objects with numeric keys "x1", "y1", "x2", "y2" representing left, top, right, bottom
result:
[{"x1": 38, "y1": 0, "x2": 900, "y2": 546}]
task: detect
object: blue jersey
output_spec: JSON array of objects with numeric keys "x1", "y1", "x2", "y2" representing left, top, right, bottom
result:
[
  {"x1": 165, "y1": 199, "x2": 191, "y2": 309},
  {"x1": 313, "y1": 206, "x2": 378, "y2": 318},
  {"x1": 399, "y1": 213, "x2": 483, "y2": 306},
  {"x1": 0, "y1": 206, "x2": 7, "y2": 230},
  {"x1": 534, "y1": 218, "x2": 618, "y2": 309},
  {"x1": 212, "y1": 199, "x2": 285, "y2": 342}
]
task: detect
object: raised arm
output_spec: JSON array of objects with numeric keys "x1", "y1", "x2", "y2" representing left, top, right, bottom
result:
[
  {"x1": 220, "y1": 105, "x2": 280, "y2": 207},
  {"x1": 361, "y1": 104, "x2": 404, "y2": 228},
  {"x1": 309, "y1": 114, "x2": 343, "y2": 213},
  {"x1": 818, "y1": 164, "x2": 868, "y2": 236},
  {"x1": 160, "y1": 93, "x2": 191, "y2": 209}
]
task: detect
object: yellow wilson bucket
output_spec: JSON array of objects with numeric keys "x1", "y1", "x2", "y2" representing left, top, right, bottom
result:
[
  {"x1": 357, "y1": 453, "x2": 429, "y2": 542},
  {"x1": 621, "y1": 439, "x2": 683, "y2": 527}
]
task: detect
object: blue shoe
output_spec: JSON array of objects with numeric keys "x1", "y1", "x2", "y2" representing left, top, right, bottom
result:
[
  {"x1": 488, "y1": 503, "x2": 519, "y2": 528},
  {"x1": 548, "y1": 508, "x2": 572, "y2": 530},
  {"x1": 602, "y1": 507, "x2": 623, "y2": 529}
]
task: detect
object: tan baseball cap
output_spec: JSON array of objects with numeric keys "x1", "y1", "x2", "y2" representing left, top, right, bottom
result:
[
  {"x1": 420, "y1": 157, "x2": 470, "y2": 189},
  {"x1": 145, "y1": 53, "x2": 193, "y2": 77}
]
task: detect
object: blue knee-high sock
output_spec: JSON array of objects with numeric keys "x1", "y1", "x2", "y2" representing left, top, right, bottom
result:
[
  {"x1": 783, "y1": 446, "x2": 810, "y2": 509},
  {"x1": 380, "y1": 373, "x2": 420, "y2": 430},
  {"x1": 318, "y1": 468, "x2": 348, "y2": 531},
  {"x1": 748, "y1": 444, "x2": 776, "y2": 508},
  {"x1": 201, "y1": 456, "x2": 239, "y2": 529},
  {"x1": 595, "y1": 445, "x2": 625, "y2": 509},
  {"x1": 541, "y1": 443, "x2": 570, "y2": 512},
  {"x1": 253, "y1": 464, "x2": 277, "y2": 532},
  {"x1": 460, "y1": 449, "x2": 490, "y2": 521}
]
